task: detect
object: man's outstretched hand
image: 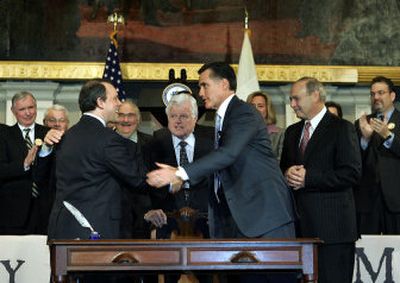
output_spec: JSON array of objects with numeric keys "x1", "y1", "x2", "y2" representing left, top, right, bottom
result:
[{"x1": 146, "y1": 162, "x2": 183, "y2": 193}]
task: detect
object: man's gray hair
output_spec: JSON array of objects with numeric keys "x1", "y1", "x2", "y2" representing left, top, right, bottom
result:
[
  {"x1": 11, "y1": 91, "x2": 36, "y2": 108},
  {"x1": 296, "y1": 77, "x2": 327, "y2": 102},
  {"x1": 120, "y1": 99, "x2": 141, "y2": 124},
  {"x1": 165, "y1": 93, "x2": 198, "y2": 118},
  {"x1": 44, "y1": 104, "x2": 69, "y2": 120}
]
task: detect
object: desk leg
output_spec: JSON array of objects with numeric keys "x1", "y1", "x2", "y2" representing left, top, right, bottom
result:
[
  {"x1": 53, "y1": 274, "x2": 67, "y2": 283},
  {"x1": 303, "y1": 273, "x2": 317, "y2": 283}
]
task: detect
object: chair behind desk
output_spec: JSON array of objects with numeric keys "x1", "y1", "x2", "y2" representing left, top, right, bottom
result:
[{"x1": 151, "y1": 208, "x2": 209, "y2": 283}]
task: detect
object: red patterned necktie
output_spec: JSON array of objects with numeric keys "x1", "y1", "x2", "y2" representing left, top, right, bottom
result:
[{"x1": 299, "y1": 121, "x2": 311, "y2": 155}]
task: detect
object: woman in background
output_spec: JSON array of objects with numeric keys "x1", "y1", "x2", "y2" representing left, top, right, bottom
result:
[{"x1": 247, "y1": 91, "x2": 284, "y2": 161}]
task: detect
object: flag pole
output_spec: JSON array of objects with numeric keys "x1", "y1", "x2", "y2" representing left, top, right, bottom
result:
[
  {"x1": 107, "y1": 12, "x2": 125, "y2": 32},
  {"x1": 244, "y1": 6, "x2": 249, "y2": 30},
  {"x1": 244, "y1": 6, "x2": 251, "y2": 37},
  {"x1": 236, "y1": 5, "x2": 260, "y2": 100},
  {"x1": 103, "y1": 11, "x2": 127, "y2": 101},
  {"x1": 107, "y1": 12, "x2": 125, "y2": 47}
]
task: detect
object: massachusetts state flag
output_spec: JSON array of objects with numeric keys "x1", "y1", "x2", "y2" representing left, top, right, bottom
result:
[
  {"x1": 236, "y1": 28, "x2": 260, "y2": 101},
  {"x1": 102, "y1": 31, "x2": 126, "y2": 101}
]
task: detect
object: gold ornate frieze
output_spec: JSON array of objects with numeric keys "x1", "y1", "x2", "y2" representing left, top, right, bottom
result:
[
  {"x1": 0, "y1": 61, "x2": 399, "y2": 84},
  {"x1": 253, "y1": 65, "x2": 358, "y2": 83}
]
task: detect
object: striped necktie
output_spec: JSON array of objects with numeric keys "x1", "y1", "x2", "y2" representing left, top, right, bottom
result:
[
  {"x1": 24, "y1": 128, "x2": 33, "y2": 149},
  {"x1": 299, "y1": 121, "x2": 311, "y2": 155},
  {"x1": 24, "y1": 128, "x2": 39, "y2": 198}
]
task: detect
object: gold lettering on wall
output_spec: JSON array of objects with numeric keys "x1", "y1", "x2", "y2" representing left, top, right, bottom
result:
[{"x1": 0, "y1": 61, "x2": 399, "y2": 84}]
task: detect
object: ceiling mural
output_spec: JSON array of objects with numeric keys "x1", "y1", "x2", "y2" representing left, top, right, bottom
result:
[{"x1": 1, "y1": 0, "x2": 399, "y2": 65}]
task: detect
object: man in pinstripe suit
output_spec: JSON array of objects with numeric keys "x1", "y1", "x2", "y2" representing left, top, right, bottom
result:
[{"x1": 280, "y1": 77, "x2": 361, "y2": 283}]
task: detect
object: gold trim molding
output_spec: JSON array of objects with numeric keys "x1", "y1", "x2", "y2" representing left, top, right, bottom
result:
[{"x1": 0, "y1": 61, "x2": 399, "y2": 84}]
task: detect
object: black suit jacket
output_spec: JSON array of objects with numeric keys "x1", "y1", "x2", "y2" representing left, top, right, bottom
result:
[
  {"x1": 47, "y1": 115, "x2": 143, "y2": 240},
  {"x1": 0, "y1": 123, "x2": 48, "y2": 232},
  {"x1": 148, "y1": 127, "x2": 213, "y2": 213},
  {"x1": 281, "y1": 111, "x2": 361, "y2": 244},
  {"x1": 184, "y1": 96, "x2": 295, "y2": 238},
  {"x1": 354, "y1": 109, "x2": 400, "y2": 212},
  {"x1": 0, "y1": 123, "x2": 7, "y2": 133},
  {"x1": 32, "y1": 143, "x2": 57, "y2": 234},
  {"x1": 136, "y1": 131, "x2": 153, "y2": 176},
  {"x1": 120, "y1": 131, "x2": 153, "y2": 238}
]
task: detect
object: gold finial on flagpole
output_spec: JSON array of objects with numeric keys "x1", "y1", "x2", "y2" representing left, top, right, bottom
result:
[
  {"x1": 107, "y1": 12, "x2": 125, "y2": 32},
  {"x1": 244, "y1": 6, "x2": 249, "y2": 30}
]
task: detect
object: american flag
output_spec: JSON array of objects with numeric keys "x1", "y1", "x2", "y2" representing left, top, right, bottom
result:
[{"x1": 102, "y1": 32, "x2": 126, "y2": 101}]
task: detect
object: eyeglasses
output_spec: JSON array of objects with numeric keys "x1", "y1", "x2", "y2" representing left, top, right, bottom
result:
[
  {"x1": 117, "y1": 112, "x2": 137, "y2": 119},
  {"x1": 370, "y1": 90, "x2": 389, "y2": 97},
  {"x1": 46, "y1": 118, "x2": 68, "y2": 123}
]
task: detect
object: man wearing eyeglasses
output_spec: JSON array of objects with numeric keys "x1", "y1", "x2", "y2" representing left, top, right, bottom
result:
[
  {"x1": 43, "y1": 104, "x2": 70, "y2": 132},
  {"x1": 355, "y1": 76, "x2": 400, "y2": 234},
  {"x1": 115, "y1": 99, "x2": 153, "y2": 239},
  {"x1": 32, "y1": 104, "x2": 70, "y2": 234}
]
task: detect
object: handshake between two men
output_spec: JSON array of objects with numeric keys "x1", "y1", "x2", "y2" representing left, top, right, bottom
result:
[{"x1": 146, "y1": 162, "x2": 183, "y2": 193}]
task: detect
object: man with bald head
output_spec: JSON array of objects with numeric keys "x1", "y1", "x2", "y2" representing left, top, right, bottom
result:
[
  {"x1": 280, "y1": 77, "x2": 361, "y2": 283},
  {"x1": 0, "y1": 91, "x2": 48, "y2": 234}
]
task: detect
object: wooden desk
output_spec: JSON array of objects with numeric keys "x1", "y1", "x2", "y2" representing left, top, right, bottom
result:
[{"x1": 49, "y1": 239, "x2": 320, "y2": 283}]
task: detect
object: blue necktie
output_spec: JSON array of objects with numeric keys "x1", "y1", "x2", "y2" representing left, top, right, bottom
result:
[{"x1": 214, "y1": 114, "x2": 222, "y2": 200}]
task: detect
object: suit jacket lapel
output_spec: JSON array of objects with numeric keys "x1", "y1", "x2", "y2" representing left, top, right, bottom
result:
[
  {"x1": 10, "y1": 124, "x2": 28, "y2": 155},
  {"x1": 136, "y1": 132, "x2": 144, "y2": 154},
  {"x1": 291, "y1": 122, "x2": 304, "y2": 164},
  {"x1": 389, "y1": 109, "x2": 400, "y2": 130},
  {"x1": 166, "y1": 132, "x2": 178, "y2": 167},
  {"x1": 194, "y1": 134, "x2": 205, "y2": 161},
  {"x1": 303, "y1": 112, "x2": 332, "y2": 161},
  {"x1": 34, "y1": 123, "x2": 47, "y2": 139},
  {"x1": 221, "y1": 96, "x2": 238, "y2": 133}
]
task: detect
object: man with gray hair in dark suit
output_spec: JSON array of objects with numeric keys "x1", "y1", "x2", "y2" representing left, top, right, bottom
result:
[
  {"x1": 0, "y1": 91, "x2": 48, "y2": 234},
  {"x1": 281, "y1": 77, "x2": 361, "y2": 283}
]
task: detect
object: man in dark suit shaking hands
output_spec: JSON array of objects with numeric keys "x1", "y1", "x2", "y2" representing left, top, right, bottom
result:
[
  {"x1": 147, "y1": 62, "x2": 295, "y2": 240},
  {"x1": 47, "y1": 80, "x2": 144, "y2": 240},
  {"x1": 280, "y1": 77, "x2": 361, "y2": 283}
]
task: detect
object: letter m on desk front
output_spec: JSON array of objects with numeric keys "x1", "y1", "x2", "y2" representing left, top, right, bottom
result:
[{"x1": 353, "y1": 247, "x2": 394, "y2": 283}]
